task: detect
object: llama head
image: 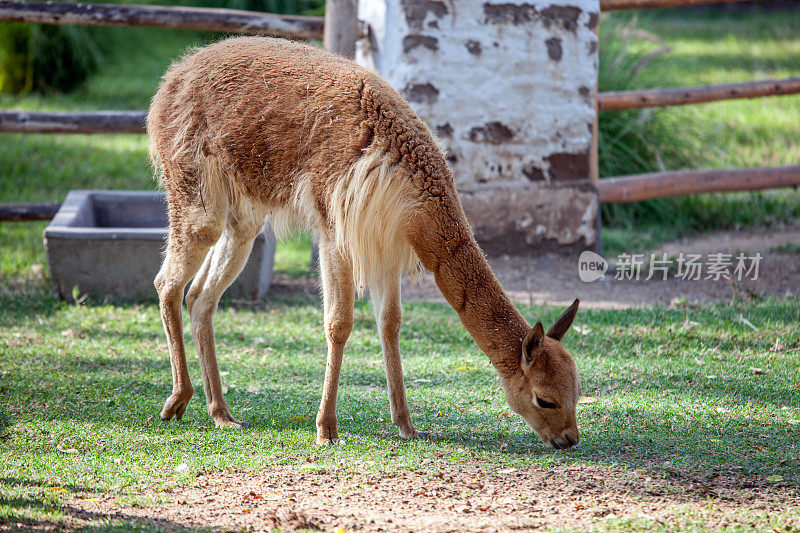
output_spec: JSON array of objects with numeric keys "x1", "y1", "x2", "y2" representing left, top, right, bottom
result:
[{"x1": 503, "y1": 299, "x2": 581, "y2": 449}]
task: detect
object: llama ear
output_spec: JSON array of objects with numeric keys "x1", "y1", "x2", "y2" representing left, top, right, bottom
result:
[
  {"x1": 521, "y1": 321, "x2": 545, "y2": 365},
  {"x1": 547, "y1": 298, "x2": 580, "y2": 341}
]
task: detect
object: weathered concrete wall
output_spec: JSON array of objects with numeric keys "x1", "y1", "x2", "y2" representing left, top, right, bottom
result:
[{"x1": 356, "y1": 0, "x2": 600, "y2": 253}]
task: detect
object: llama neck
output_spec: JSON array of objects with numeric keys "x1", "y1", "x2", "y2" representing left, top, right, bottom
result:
[{"x1": 408, "y1": 194, "x2": 529, "y2": 378}]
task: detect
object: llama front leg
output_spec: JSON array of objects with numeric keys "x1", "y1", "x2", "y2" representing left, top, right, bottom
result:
[
  {"x1": 371, "y1": 276, "x2": 417, "y2": 439},
  {"x1": 316, "y1": 240, "x2": 355, "y2": 445},
  {"x1": 156, "y1": 203, "x2": 223, "y2": 422}
]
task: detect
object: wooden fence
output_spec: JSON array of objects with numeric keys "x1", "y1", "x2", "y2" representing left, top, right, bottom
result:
[
  {"x1": 590, "y1": 0, "x2": 800, "y2": 203},
  {"x1": 0, "y1": 0, "x2": 323, "y2": 38},
  {"x1": 598, "y1": 165, "x2": 800, "y2": 203},
  {"x1": 598, "y1": 77, "x2": 800, "y2": 111},
  {"x1": 0, "y1": 0, "x2": 798, "y2": 220}
]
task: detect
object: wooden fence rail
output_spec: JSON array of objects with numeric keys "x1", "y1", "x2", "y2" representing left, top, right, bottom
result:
[
  {"x1": 599, "y1": 77, "x2": 800, "y2": 111},
  {"x1": 0, "y1": 202, "x2": 61, "y2": 221},
  {"x1": 597, "y1": 165, "x2": 800, "y2": 203},
  {"x1": 0, "y1": 0, "x2": 324, "y2": 39},
  {"x1": 5, "y1": 77, "x2": 797, "y2": 135},
  {"x1": 0, "y1": 111, "x2": 146, "y2": 134},
  {"x1": 7, "y1": 164, "x2": 800, "y2": 222},
  {"x1": 6, "y1": 74, "x2": 799, "y2": 134},
  {"x1": 6, "y1": 163, "x2": 800, "y2": 222}
]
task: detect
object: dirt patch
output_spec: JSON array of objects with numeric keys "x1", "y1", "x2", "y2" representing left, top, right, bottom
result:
[{"x1": 65, "y1": 464, "x2": 799, "y2": 532}]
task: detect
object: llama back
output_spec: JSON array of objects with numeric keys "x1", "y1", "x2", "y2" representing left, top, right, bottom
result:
[
  {"x1": 147, "y1": 37, "x2": 368, "y2": 203},
  {"x1": 145, "y1": 36, "x2": 460, "y2": 292}
]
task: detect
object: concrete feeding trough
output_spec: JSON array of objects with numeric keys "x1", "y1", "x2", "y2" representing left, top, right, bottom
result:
[{"x1": 44, "y1": 190, "x2": 275, "y2": 301}]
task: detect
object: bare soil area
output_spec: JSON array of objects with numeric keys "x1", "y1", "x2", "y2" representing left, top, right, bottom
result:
[
  {"x1": 272, "y1": 226, "x2": 800, "y2": 310},
  {"x1": 64, "y1": 464, "x2": 798, "y2": 532}
]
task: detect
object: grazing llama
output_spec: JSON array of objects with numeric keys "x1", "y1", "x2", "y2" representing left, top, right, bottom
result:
[{"x1": 148, "y1": 36, "x2": 582, "y2": 449}]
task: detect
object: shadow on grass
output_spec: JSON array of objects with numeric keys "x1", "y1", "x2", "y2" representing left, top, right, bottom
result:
[
  {"x1": 0, "y1": 291, "x2": 63, "y2": 327},
  {"x1": 0, "y1": 288, "x2": 319, "y2": 331},
  {"x1": 0, "y1": 478, "x2": 157, "y2": 532},
  {"x1": 0, "y1": 478, "x2": 107, "y2": 496}
]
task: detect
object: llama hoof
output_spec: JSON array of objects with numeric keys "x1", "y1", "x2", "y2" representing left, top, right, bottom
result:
[
  {"x1": 161, "y1": 394, "x2": 191, "y2": 421},
  {"x1": 316, "y1": 427, "x2": 340, "y2": 445},
  {"x1": 398, "y1": 428, "x2": 419, "y2": 440},
  {"x1": 215, "y1": 419, "x2": 251, "y2": 429}
]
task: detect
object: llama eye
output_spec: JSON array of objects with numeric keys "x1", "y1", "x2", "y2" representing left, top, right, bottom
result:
[{"x1": 534, "y1": 396, "x2": 559, "y2": 410}]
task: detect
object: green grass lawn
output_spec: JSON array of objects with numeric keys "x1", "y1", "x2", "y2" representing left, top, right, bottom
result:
[{"x1": 1, "y1": 293, "x2": 798, "y2": 528}]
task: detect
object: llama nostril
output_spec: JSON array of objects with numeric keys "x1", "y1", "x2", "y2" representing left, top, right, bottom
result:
[{"x1": 561, "y1": 430, "x2": 579, "y2": 447}]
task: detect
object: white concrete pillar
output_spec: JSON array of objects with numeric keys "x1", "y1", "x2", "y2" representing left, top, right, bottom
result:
[{"x1": 356, "y1": 0, "x2": 600, "y2": 253}]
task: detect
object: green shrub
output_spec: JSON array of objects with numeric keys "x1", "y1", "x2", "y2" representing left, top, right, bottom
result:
[
  {"x1": 598, "y1": 16, "x2": 677, "y2": 179},
  {"x1": 599, "y1": 15, "x2": 705, "y2": 228},
  {"x1": 600, "y1": 15, "x2": 742, "y2": 237},
  {"x1": 0, "y1": 23, "x2": 103, "y2": 95}
]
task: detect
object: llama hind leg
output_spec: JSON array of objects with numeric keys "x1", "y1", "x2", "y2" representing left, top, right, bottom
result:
[
  {"x1": 371, "y1": 275, "x2": 417, "y2": 439},
  {"x1": 187, "y1": 213, "x2": 262, "y2": 428},
  {"x1": 316, "y1": 239, "x2": 355, "y2": 445},
  {"x1": 156, "y1": 222, "x2": 222, "y2": 422}
]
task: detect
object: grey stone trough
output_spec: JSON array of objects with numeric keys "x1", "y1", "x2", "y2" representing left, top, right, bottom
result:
[{"x1": 44, "y1": 190, "x2": 275, "y2": 301}]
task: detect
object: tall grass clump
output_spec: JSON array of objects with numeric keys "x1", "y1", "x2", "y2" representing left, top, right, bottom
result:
[
  {"x1": 0, "y1": 23, "x2": 103, "y2": 94},
  {"x1": 598, "y1": 15, "x2": 705, "y2": 230}
]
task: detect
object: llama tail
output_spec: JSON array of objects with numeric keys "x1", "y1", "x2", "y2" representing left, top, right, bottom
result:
[{"x1": 328, "y1": 146, "x2": 422, "y2": 296}]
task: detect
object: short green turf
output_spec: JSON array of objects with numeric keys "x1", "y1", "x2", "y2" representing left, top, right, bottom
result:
[{"x1": 1, "y1": 292, "x2": 798, "y2": 528}]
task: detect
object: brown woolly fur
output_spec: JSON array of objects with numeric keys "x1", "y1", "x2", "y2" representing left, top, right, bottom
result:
[{"x1": 148, "y1": 36, "x2": 582, "y2": 448}]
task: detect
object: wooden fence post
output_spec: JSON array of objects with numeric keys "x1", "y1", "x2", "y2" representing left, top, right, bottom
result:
[{"x1": 323, "y1": 0, "x2": 358, "y2": 58}]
